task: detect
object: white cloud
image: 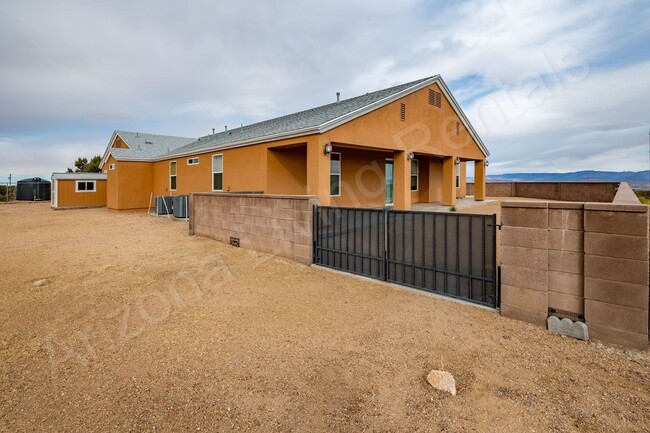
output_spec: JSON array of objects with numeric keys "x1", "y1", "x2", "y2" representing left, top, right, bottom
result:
[{"x1": 0, "y1": 0, "x2": 648, "y2": 179}]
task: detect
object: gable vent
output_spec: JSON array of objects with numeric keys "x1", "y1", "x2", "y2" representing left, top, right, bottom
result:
[
  {"x1": 456, "y1": 121, "x2": 460, "y2": 136},
  {"x1": 428, "y1": 89, "x2": 441, "y2": 108},
  {"x1": 400, "y1": 103, "x2": 406, "y2": 121}
]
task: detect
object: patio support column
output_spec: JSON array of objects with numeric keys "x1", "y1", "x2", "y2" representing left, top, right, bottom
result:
[
  {"x1": 393, "y1": 150, "x2": 411, "y2": 210},
  {"x1": 474, "y1": 160, "x2": 486, "y2": 201},
  {"x1": 306, "y1": 138, "x2": 330, "y2": 206},
  {"x1": 442, "y1": 156, "x2": 457, "y2": 206}
]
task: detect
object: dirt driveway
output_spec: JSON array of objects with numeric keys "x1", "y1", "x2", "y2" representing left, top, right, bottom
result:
[{"x1": 1, "y1": 203, "x2": 648, "y2": 432}]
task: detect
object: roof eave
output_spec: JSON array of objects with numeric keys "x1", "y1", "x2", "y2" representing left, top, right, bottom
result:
[{"x1": 106, "y1": 75, "x2": 489, "y2": 163}]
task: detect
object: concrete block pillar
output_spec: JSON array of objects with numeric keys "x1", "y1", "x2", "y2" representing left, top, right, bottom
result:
[
  {"x1": 547, "y1": 202, "x2": 585, "y2": 317},
  {"x1": 306, "y1": 138, "x2": 331, "y2": 206},
  {"x1": 393, "y1": 151, "x2": 411, "y2": 210},
  {"x1": 442, "y1": 156, "x2": 456, "y2": 206},
  {"x1": 500, "y1": 201, "x2": 549, "y2": 326},
  {"x1": 474, "y1": 160, "x2": 486, "y2": 201},
  {"x1": 583, "y1": 203, "x2": 649, "y2": 350}
]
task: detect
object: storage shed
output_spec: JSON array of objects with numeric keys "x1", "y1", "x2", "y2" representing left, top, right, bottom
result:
[
  {"x1": 51, "y1": 173, "x2": 107, "y2": 209},
  {"x1": 16, "y1": 177, "x2": 51, "y2": 201}
]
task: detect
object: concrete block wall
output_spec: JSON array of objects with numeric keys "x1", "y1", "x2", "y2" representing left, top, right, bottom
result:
[
  {"x1": 500, "y1": 201, "x2": 649, "y2": 350},
  {"x1": 190, "y1": 193, "x2": 318, "y2": 265},
  {"x1": 500, "y1": 202, "x2": 549, "y2": 326},
  {"x1": 547, "y1": 203, "x2": 585, "y2": 317},
  {"x1": 467, "y1": 182, "x2": 619, "y2": 202},
  {"x1": 583, "y1": 203, "x2": 649, "y2": 349}
]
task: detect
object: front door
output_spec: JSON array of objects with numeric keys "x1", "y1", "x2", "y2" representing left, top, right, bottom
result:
[{"x1": 385, "y1": 159, "x2": 394, "y2": 206}]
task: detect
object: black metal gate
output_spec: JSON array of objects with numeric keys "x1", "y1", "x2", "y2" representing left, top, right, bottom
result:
[{"x1": 313, "y1": 206, "x2": 499, "y2": 308}]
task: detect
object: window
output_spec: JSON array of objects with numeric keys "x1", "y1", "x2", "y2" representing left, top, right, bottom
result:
[
  {"x1": 212, "y1": 154, "x2": 223, "y2": 191},
  {"x1": 330, "y1": 152, "x2": 341, "y2": 196},
  {"x1": 400, "y1": 103, "x2": 406, "y2": 121},
  {"x1": 385, "y1": 159, "x2": 394, "y2": 205},
  {"x1": 109, "y1": 163, "x2": 115, "y2": 170},
  {"x1": 76, "y1": 180, "x2": 96, "y2": 192},
  {"x1": 410, "y1": 159, "x2": 419, "y2": 191},
  {"x1": 456, "y1": 163, "x2": 461, "y2": 189},
  {"x1": 170, "y1": 161, "x2": 177, "y2": 191},
  {"x1": 187, "y1": 157, "x2": 199, "y2": 165}
]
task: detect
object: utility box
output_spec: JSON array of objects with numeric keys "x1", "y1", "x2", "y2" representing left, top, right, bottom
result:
[
  {"x1": 156, "y1": 196, "x2": 173, "y2": 215},
  {"x1": 172, "y1": 195, "x2": 189, "y2": 219}
]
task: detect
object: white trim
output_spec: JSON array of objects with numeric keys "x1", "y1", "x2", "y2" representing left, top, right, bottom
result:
[
  {"x1": 456, "y1": 163, "x2": 461, "y2": 189},
  {"x1": 75, "y1": 180, "x2": 97, "y2": 193},
  {"x1": 169, "y1": 161, "x2": 177, "y2": 191},
  {"x1": 410, "y1": 159, "x2": 419, "y2": 192},
  {"x1": 211, "y1": 154, "x2": 223, "y2": 191},
  {"x1": 52, "y1": 178, "x2": 58, "y2": 208},
  {"x1": 187, "y1": 157, "x2": 199, "y2": 165},
  {"x1": 329, "y1": 152, "x2": 341, "y2": 197}
]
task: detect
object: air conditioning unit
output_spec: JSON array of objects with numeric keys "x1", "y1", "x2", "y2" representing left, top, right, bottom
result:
[
  {"x1": 156, "y1": 196, "x2": 173, "y2": 215},
  {"x1": 172, "y1": 195, "x2": 189, "y2": 219}
]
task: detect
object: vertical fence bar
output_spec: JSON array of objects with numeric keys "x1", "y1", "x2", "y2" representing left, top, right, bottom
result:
[
  {"x1": 442, "y1": 214, "x2": 449, "y2": 293},
  {"x1": 492, "y1": 213, "x2": 498, "y2": 308},
  {"x1": 383, "y1": 208, "x2": 388, "y2": 281},
  {"x1": 468, "y1": 215, "x2": 473, "y2": 301},
  {"x1": 481, "y1": 215, "x2": 486, "y2": 303},
  {"x1": 313, "y1": 205, "x2": 318, "y2": 264}
]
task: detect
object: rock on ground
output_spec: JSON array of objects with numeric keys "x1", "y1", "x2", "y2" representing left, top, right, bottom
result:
[{"x1": 427, "y1": 370, "x2": 456, "y2": 396}]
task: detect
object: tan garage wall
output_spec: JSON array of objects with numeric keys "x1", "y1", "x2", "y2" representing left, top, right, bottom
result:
[{"x1": 54, "y1": 179, "x2": 107, "y2": 209}]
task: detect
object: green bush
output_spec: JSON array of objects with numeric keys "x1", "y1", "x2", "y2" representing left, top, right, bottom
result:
[
  {"x1": 0, "y1": 185, "x2": 16, "y2": 202},
  {"x1": 635, "y1": 190, "x2": 650, "y2": 205}
]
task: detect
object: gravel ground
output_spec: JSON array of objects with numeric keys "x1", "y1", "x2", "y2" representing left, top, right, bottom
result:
[{"x1": 1, "y1": 202, "x2": 648, "y2": 432}]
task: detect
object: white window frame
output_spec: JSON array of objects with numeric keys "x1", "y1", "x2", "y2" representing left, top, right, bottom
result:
[
  {"x1": 187, "y1": 157, "x2": 199, "y2": 165},
  {"x1": 212, "y1": 154, "x2": 223, "y2": 191},
  {"x1": 170, "y1": 161, "x2": 177, "y2": 191},
  {"x1": 330, "y1": 152, "x2": 341, "y2": 197},
  {"x1": 456, "y1": 163, "x2": 461, "y2": 189},
  {"x1": 109, "y1": 163, "x2": 115, "y2": 170},
  {"x1": 410, "y1": 159, "x2": 419, "y2": 192},
  {"x1": 75, "y1": 180, "x2": 96, "y2": 193}
]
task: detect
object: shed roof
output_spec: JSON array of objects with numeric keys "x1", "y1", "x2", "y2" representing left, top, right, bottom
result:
[{"x1": 52, "y1": 172, "x2": 108, "y2": 180}]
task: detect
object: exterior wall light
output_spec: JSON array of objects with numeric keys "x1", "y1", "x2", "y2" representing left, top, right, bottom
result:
[
  {"x1": 407, "y1": 152, "x2": 415, "y2": 161},
  {"x1": 485, "y1": 160, "x2": 490, "y2": 167},
  {"x1": 455, "y1": 156, "x2": 461, "y2": 165},
  {"x1": 323, "y1": 143, "x2": 333, "y2": 155}
]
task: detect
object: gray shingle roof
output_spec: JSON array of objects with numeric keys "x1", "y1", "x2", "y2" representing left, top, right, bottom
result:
[
  {"x1": 110, "y1": 131, "x2": 196, "y2": 159},
  {"x1": 104, "y1": 75, "x2": 488, "y2": 162},
  {"x1": 167, "y1": 76, "x2": 436, "y2": 157}
]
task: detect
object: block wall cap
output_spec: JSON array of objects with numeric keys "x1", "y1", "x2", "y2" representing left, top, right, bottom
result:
[
  {"x1": 585, "y1": 203, "x2": 648, "y2": 213},
  {"x1": 548, "y1": 202, "x2": 585, "y2": 210},
  {"x1": 501, "y1": 201, "x2": 549, "y2": 209}
]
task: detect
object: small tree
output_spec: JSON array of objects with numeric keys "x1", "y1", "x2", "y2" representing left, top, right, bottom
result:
[{"x1": 67, "y1": 155, "x2": 102, "y2": 173}]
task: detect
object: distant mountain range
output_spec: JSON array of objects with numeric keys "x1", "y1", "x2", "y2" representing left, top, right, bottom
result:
[{"x1": 479, "y1": 170, "x2": 650, "y2": 190}]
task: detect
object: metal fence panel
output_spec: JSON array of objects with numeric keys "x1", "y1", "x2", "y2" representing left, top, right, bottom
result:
[
  {"x1": 313, "y1": 206, "x2": 498, "y2": 308},
  {"x1": 313, "y1": 206, "x2": 386, "y2": 280}
]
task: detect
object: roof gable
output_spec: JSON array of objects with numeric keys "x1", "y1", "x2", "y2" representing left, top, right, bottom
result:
[
  {"x1": 100, "y1": 131, "x2": 196, "y2": 168},
  {"x1": 102, "y1": 75, "x2": 488, "y2": 164}
]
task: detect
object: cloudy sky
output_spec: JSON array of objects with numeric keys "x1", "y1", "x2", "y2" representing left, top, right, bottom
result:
[{"x1": 0, "y1": 0, "x2": 649, "y2": 182}]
